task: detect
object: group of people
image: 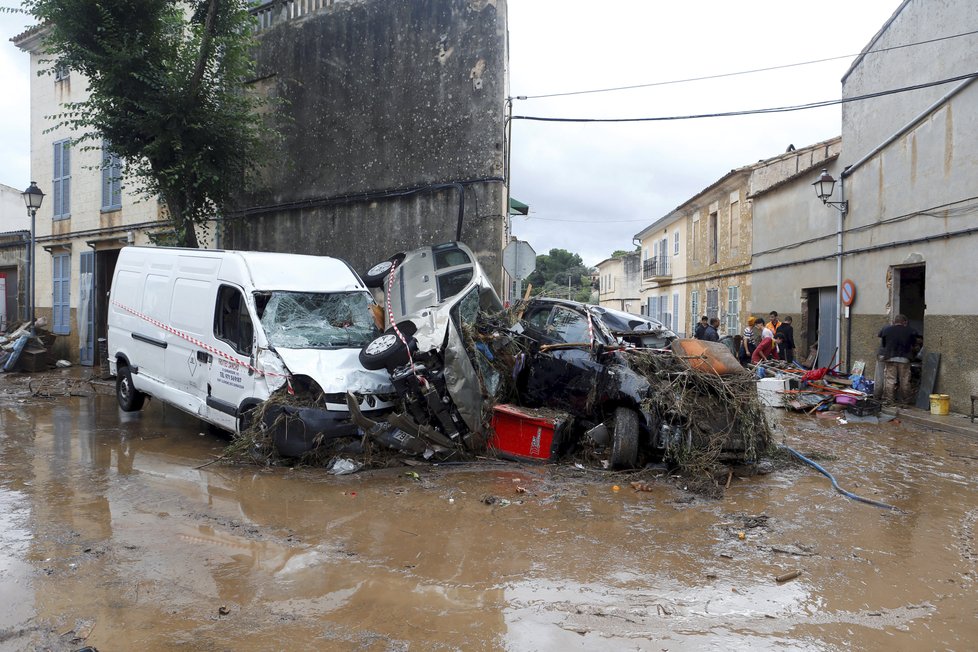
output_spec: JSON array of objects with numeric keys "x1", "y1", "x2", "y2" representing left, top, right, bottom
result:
[{"x1": 693, "y1": 310, "x2": 796, "y2": 367}]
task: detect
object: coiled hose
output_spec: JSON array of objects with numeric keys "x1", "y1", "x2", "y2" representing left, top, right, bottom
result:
[{"x1": 782, "y1": 445, "x2": 902, "y2": 512}]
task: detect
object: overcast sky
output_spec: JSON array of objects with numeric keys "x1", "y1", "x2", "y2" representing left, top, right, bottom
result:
[{"x1": 0, "y1": 1, "x2": 903, "y2": 262}]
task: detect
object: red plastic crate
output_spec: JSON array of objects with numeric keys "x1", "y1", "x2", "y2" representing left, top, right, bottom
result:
[{"x1": 489, "y1": 404, "x2": 564, "y2": 462}]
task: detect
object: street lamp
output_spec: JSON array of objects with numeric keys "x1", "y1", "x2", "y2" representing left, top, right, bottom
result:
[
  {"x1": 812, "y1": 168, "x2": 847, "y2": 371},
  {"x1": 812, "y1": 168, "x2": 848, "y2": 213},
  {"x1": 22, "y1": 181, "x2": 44, "y2": 336}
]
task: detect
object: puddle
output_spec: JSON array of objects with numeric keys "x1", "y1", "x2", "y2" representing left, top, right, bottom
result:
[{"x1": 0, "y1": 394, "x2": 976, "y2": 650}]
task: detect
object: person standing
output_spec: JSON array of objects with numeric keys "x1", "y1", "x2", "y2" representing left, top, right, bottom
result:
[
  {"x1": 740, "y1": 316, "x2": 757, "y2": 365},
  {"x1": 694, "y1": 316, "x2": 709, "y2": 340},
  {"x1": 877, "y1": 314, "x2": 921, "y2": 403},
  {"x1": 702, "y1": 317, "x2": 720, "y2": 342},
  {"x1": 776, "y1": 316, "x2": 795, "y2": 365},
  {"x1": 766, "y1": 311, "x2": 782, "y2": 335}
]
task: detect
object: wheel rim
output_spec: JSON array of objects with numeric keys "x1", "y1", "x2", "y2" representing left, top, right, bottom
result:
[
  {"x1": 119, "y1": 376, "x2": 132, "y2": 402},
  {"x1": 365, "y1": 334, "x2": 398, "y2": 356},
  {"x1": 367, "y1": 261, "x2": 393, "y2": 277}
]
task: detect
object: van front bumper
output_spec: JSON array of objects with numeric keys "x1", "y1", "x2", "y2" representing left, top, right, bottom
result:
[{"x1": 263, "y1": 405, "x2": 378, "y2": 458}]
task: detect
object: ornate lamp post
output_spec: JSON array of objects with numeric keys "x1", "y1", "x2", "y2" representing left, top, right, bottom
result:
[{"x1": 21, "y1": 181, "x2": 44, "y2": 336}]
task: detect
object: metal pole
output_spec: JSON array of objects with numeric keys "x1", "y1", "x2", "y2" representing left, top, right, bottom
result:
[
  {"x1": 29, "y1": 207, "x2": 36, "y2": 336},
  {"x1": 836, "y1": 179, "x2": 846, "y2": 372}
]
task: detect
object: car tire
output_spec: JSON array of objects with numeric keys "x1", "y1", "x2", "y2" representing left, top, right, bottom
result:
[
  {"x1": 610, "y1": 406, "x2": 639, "y2": 469},
  {"x1": 363, "y1": 253, "x2": 405, "y2": 288},
  {"x1": 116, "y1": 363, "x2": 146, "y2": 412},
  {"x1": 359, "y1": 332, "x2": 413, "y2": 371}
]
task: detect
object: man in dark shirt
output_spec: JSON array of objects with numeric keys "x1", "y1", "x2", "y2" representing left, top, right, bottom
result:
[
  {"x1": 776, "y1": 316, "x2": 795, "y2": 365},
  {"x1": 877, "y1": 314, "x2": 921, "y2": 403},
  {"x1": 702, "y1": 317, "x2": 720, "y2": 342},
  {"x1": 694, "y1": 316, "x2": 709, "y2": 339}
]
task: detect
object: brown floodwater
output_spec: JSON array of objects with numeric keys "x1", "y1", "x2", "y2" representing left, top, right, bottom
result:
[{"x1": 1, "y1": 385, "x2": 976, "y2": 651}]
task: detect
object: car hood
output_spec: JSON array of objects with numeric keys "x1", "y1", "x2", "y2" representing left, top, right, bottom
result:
[{"x1": 275, "y1": 347, "x2": 394, "y2": 394}]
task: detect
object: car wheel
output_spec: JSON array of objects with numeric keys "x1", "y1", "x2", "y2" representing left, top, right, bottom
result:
[
  {"x1": 363, "y1": 253, "x2": 405, "y2": 288},
  {"x1": 359, "y1": 332, "x2": 412, "y2": 371},
  {"x1": 610, "y1": 406, "x2": 639, "y2": 469},
  {"x1": 116, "y1": 363, "x2": 146, "y2": 412}
]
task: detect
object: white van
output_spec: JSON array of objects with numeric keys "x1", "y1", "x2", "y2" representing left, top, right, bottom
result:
[{"x1": 107, "y1": 246, "x2": 395, "y2": 454}]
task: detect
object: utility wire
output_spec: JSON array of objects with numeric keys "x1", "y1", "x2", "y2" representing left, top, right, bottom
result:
[
  {"x1": 516, "y1": 28, "x2": 978, "y2": 100},
  {"x1": 511, "y1": 71, "x2": 978, "y2": 123}
]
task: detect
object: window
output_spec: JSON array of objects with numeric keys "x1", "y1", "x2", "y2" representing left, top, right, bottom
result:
[
  {"x1": 672, "y1": 293, "x2": 679, "y2": 333},
  {"x1": 52, "y1": 253, "x2": 71, "y2": 335},
  {"x1": 673, "y1": 231, "x2": 680, "y2": 256},
  {"x1": 53, "y1": 140, "x2": 71, "y2": 219},
  {"x1": 101, "y1": 140, "x2": 122, "y2": 210},
  {"x1": 706, "y1": 287, "x2": 719, "y2": 319},
  {"x1": 54, "y1": 64, "x2": 69, "y2": 82},
  {"x1": 709, "y1": 211, "x2": 718, "y2": 264},
  {"x1": 214, "y1": 285, "x2": 254, "y2": 355},
  {"x1": 550, "y1": 307, "x2": 590, "y2": 343},
  {"x1": 726, "y1": 286, "x2": 740, "y2": 333},
  {"x1": 690, "y1": 291, "x2": 699, "y2": 334}
]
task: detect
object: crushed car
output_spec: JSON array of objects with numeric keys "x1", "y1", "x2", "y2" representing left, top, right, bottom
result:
[
  {"x1": 355, "y1": 243, "x2": 769, "y2": 471},
  {"x1": 358, "y1": 241, "x2": 503, "y2": 452}
]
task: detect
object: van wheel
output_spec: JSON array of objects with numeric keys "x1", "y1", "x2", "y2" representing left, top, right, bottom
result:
[
  {"x1": 116, "y1": 364, "x2": 146, "y2": 412},
  {"x1": 610, "y1": 407, "x2": 639, "y2": 469},
  {"x1": 359, "y1": 332, "x2": 412, "y2": 371},
  {"x1": 363, "y1": 253, "x2": 405, "y2": 288}
]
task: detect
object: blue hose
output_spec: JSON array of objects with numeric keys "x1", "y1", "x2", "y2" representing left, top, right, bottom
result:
[{"x1": 782, "y1": 445, "x2": 902, "y2": 512}]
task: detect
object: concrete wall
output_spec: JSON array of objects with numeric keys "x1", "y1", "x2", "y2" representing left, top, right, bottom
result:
[
  {"x1": 837, "y1": 0, "x2": 978, "y2": 413},
  {"x1": 227, "y1": 0, "x2": 509, "y2": 286},
  {"x1": 597, "y1": 253, "x2": 641, "y2": 312}
]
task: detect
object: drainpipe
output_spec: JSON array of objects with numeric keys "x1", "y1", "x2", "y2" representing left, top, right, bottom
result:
[{"x1": 836, "y1": 176, "x2": 847, "y2": 371}]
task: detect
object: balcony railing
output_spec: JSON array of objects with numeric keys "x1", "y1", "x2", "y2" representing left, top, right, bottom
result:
[
  {"x1": 642, "y1": 256, "x2": 671, "y2": 280},
  {"x1": 251, "y1": 0, "x2": 337, "y2": 33}
]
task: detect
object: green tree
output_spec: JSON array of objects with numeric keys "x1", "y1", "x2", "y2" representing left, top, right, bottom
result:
[
  {"x1": 526, "y1": 248, "x2": 595, "y2": 302},
  {"x1": 23, "y1": 0, "x2": 269, "y2": 247}
]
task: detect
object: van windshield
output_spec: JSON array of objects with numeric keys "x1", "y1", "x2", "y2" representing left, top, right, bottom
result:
[{"x1": 259, "y1": 291, "x2": 380, "y2": 350}]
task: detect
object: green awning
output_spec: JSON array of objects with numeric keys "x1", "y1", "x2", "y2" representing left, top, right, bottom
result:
[{"x1": 509, "y1": 197, "x2": 529, "y2": 216}]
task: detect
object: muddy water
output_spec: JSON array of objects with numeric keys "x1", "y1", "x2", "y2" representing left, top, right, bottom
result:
[{"x1": 1, "y1": 392, "x2": 977, "y2": 651}]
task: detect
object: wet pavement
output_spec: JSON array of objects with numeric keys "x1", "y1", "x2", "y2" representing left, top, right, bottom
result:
[{"x1": 1, "y1": 372, "x2": 977, "y2": 651}]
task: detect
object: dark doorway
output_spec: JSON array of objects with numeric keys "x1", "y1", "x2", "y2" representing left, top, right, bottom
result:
[
  {"x1": 94, "y1": 248, "x2": 121, "y2": 373},
  {"x1": 893, "y1": 264, "x2": 925, "y2": 336},
  {"x1": 803, "y1": 286, "x2": 838, "y2": 368}
]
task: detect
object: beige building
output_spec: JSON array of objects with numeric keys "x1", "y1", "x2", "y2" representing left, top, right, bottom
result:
[
  {"x1": 14, "y1": 28, "x2": 201, "y2": 365},
  {"x1": 595, "y1": 252, "x2": 641, "y2": 313},
  {"x1": 635, "y1": 214, "x2": 687, "y2": 336}
]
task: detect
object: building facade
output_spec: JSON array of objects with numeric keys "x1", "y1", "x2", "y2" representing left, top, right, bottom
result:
[
  {"x1": 13, "y1": 28, "x2": 167, "y2": 364},
  {"x1": 596, "y1": 252, "x2": 641, "y2": 313},
  {"x1": 838, "y1": 0, "x2": 978, "y2": 411},
  {"x1": 635, "y1": 214, "x2": 687, "y2": 336},
  {"x1": 749, "y1": 137, "x2": 843, "y2": 368}
]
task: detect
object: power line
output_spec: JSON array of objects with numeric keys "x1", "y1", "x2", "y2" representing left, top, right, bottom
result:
[
  {"x1": 511, "y1": 71, "x2": 978, "y2": 124},
  {"x1": 515, "y1": 28, "x2": 978, "y2": 100}
]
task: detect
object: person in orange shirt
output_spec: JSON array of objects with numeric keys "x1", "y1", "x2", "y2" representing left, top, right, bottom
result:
[{"x1": 765, "y1": 311, "x2": 782, "y2": 334}]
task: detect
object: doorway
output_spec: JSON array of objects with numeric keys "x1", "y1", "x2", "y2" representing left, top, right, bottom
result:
[
  {"x1": 892, "y1": 264, "x2": 925, "y2": 336},
  {"x1": 804, "y1": 286, "x2": 838, "y2": 368}
]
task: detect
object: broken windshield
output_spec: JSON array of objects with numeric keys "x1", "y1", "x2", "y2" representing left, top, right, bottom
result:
[{"x1": 259, "y1": 291, "x2": 379, "y2": 349}]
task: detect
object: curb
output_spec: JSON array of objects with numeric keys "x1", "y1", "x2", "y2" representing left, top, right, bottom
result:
[{"x1": 883, "y1": 405, "x2": 978, "y2": 439}]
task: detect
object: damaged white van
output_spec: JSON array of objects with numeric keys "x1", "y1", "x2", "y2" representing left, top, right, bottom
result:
[{"x1": 107, "y1": 246, "x2": 395, "y2": 455}]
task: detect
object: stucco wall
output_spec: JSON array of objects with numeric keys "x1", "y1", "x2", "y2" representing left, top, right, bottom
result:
[{"x1": 227, "y1": 0, "x2": 508, "y2": 285}]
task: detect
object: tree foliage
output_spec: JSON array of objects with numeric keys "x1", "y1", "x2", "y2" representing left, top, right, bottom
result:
[
  {"x1": 23, "y1": 0, "x2": 269, "y2": 247},
  {"x1": 526, "y1": 248, "x2": 595, "y2": 303}
]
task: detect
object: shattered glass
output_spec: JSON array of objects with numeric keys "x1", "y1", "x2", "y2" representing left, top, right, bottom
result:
[{"x1": 260, "y1": 291, "x2": 379, "y2": 349}]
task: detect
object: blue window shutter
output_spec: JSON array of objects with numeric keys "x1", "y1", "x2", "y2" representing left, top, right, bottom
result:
[
  {"x1": 62, "y1": 143, "x2": 70, "y2": 216},
  {"x1": 52, "y1": 253, "x2": 71, "y2": 334}
]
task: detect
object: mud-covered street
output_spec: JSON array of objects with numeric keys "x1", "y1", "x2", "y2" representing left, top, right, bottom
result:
[{"x1": 1, "y1": 371, "x2": 977, "y2": 651}]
